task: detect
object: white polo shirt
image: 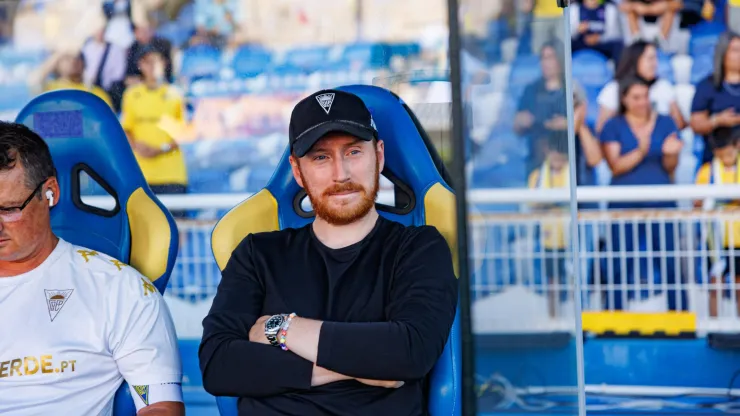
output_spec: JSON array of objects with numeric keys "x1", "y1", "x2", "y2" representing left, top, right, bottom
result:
[{"x1": 0, "y1": 239, "x2": 182, "y2": 415}]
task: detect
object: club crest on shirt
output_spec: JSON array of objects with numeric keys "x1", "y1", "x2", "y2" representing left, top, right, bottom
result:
[
  {"x1": 134, "y1": 385, "x2": 149, "y2": 405},
  {"x1": 44, "y1": 289, "x2": 73, "y2": 322}
]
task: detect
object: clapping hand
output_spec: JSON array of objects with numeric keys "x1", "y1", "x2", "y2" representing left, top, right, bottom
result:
[{"x1": 662, "y1": 134, "x2": 683, "y2": 156}]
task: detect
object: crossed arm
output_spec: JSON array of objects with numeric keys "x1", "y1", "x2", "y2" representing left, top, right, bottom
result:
[{"x1": 199, "y1": 229, "x2": 458, "y2": 398}]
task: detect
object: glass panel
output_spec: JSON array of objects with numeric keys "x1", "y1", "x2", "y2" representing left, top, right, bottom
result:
[{"x1": 451, "y1": 0, "x2": 586, "y2": 414}]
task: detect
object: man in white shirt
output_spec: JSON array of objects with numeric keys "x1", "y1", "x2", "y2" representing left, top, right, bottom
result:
[{"x1": 0, "y1": 121, "x2": 184, "y2": 416}]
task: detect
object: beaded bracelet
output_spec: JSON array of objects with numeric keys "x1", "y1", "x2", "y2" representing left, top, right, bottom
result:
[{"x1": 279, "y1": 313, "x2": 296, "y2": 351}]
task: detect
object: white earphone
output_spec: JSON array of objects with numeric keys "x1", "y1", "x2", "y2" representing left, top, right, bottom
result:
[{"x1": 45, "y1": 189, "x2": 54, "y2": 207}]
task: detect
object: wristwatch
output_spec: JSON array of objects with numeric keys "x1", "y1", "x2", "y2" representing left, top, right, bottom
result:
[
  {"x1": 160, "y1": 143, "x2": 173, "y2": 152},
  {"x1": 264, "y1": 314, "x2": 288, "y2": 347}
]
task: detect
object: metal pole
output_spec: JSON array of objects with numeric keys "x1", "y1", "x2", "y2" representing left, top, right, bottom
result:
[
  {"x1": 561, "y1": 1, "x2": 588, "y2": 415},
  {"x1": 446, "y1": 0, "x2": 477, "y2": 415}
]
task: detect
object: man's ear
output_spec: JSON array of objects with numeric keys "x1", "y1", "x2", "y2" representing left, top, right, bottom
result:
[
  {"x1": 45, "y1": 177, "x2": 61, "y2": 207},
  {"x1": 376, "y1": 139, "x2": 385, "y2": 173},
  {"x1": 289, "y1": 155, "x2": 304, "y2": 188}
]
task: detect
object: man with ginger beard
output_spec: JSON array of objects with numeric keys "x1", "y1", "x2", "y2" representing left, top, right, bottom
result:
[{"x1": 199, "y1": 89, "x2": 458, "y2": 416}]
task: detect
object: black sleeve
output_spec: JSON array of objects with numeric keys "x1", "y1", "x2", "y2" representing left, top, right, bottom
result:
[
  {"x1": 315, "y1": 227, "x2": 458, "y2": 381},
  {"x1": 199, "y1": 235, "x2": 314, "y2": 397}
]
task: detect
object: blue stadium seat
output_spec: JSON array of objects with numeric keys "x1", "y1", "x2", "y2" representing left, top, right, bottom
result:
[
  {"x1": 572, "y1": 49, "x2": 612, "y2": 88},
  {"x1": 157, "y1": 1, "x2": 195, "y2": 47},
  {"x1": 279, "y1": 45, "x2": 332, "y2": 73},
  {"x1": 690, "y1": 53, "x2": 714, "y2": 84},
  {"x1": 343, "y1": 42, "x2": 391, "y2": 69},
  {"x1": 231, "y1": 45, "x2": 272, "y2": 77},
  {"x1": 180, "y1": 44, "x2": 222, "y2": 80},
  {"x1": 388, "y1": 42, "x2": 421, "y2": 59},
  {"x1": 209, "y1": 85, "x2": 462, "y2": 416},
  {"x1": 14, "y1": 90, "x2": 180, "y2": 416},
  {"x1": 689, "y1": 21, "x2": 724, "y2": 57},
  {"x1": 657, "y1": 50, "x2": 675, "y2": 83},
  {"x1": 0, "y1": 84, "x2": 31, "y2": 112}
]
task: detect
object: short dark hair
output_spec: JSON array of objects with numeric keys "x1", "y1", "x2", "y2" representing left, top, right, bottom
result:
[
  {"x1": 709, "y1": 126, "x2": 740, "y2": 151},
  {"x1": 546, "y1": 130, "x2": 569, "y2": 155},
  {"x1": 0, "y1": 121, "x2": 57, "y2": 190}
]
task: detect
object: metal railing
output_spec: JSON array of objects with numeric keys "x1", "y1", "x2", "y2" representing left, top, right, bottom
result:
[{"x1": 167, "y1": 206, "x2": 740, "y2": 334}]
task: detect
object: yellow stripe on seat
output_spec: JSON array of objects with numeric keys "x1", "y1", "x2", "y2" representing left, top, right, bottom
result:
[
  {"x1": 581, "y1": 312, "x2": 697, "y2": 336},
  {"x1": 127, "y1": 187, "x2": 171, "y2": 282},
  {"x1": 423, "y1": 182, "x2": 459, "y2": 278},
  {"x1": 211, "y1": 189, "x2": 279, "y2": 271}
]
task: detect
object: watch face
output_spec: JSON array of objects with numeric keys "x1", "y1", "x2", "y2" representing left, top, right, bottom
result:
[{"x1": 265, "y1": 315, "x2": 285, "y2": 333}]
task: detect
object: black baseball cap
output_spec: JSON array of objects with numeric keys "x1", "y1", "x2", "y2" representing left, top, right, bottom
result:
[{"x1": 289, "y1": 89, "x2": 378, "y2": 157}]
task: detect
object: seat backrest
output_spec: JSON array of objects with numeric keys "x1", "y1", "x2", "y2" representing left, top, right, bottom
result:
[
  {"x1": 15, "y1": 89, "x2": 180, "y2": 416},
  {"x1": 211, "y1": 84, "x2": 461, "y2": 416}
]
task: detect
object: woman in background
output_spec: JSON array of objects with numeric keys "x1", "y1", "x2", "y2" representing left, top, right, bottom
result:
[
  {"x1": 600, "y1": 76, "x2": 685, "y2": 311},
  {"x1": 690, "y1": 31, "x2": 740, "y2": 166},
  {"x1": 595, "y1": 40, "x2": 685, "y2": 134}
]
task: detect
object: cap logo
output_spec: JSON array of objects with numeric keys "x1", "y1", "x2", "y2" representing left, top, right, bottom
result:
[{"x1": 316, "y1": 93, "x2": 335, "y2": 115}]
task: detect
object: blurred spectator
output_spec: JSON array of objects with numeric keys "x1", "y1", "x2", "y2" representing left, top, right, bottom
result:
[
  {"x1": 191, "y1": 0, "x2": 240, "y2": 47},
  {"x1": 81, "y1": 16, "x2": 127, "y2": 95},
  {"x1": 103, "y1": 0, "x2": 135, "y2": 49},
  {"x1": 29, "y1": 50, "x2": 113, "y2": 108},
  {"x1": 528, "y1": 130, "x2": 570, "y2": 318},
  {"x1": 514, "y1": 41, "x2": 577, "y2": 173},
  {"x1": 690, "y1": 31, "x2": 740, "y2": 165},
  {"x1": 519, "y1": 0, "x2": 564, "y2": 54},
  {"x1": 121, "y1": 46, "x2": 188, "y2": 216},
  {"x1": 729, "y1": 0, "x2": 740, "y2": 32},
  {"x1": 125, "y1": 18, "x2": 174, "y2": 83},
  {"x1": 596, "y1": 40, "x2": 686, "y2": 133},
  {"x1": 600, "y1": 76, "x2": 684, "y2": 310},
  {"x1": 619, "y1": 0, "x2": 682, "y2": 45},
  {"x1": 680, "y1": 0, "x2": 713, "y2": 29},
  {"x1": 694, "y1": 126, "x2": 740, "y2": 317},
  {"x1": 570, "y1": 0, "x2": 624, "y2": 61},
  {"x1": 573, "y1": 90, "x2": 604, "y2": 188}
]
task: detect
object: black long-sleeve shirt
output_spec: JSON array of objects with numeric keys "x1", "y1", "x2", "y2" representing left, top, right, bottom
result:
[{"x1": 199, "y1": 216, "x2": 458, "y2": 416}]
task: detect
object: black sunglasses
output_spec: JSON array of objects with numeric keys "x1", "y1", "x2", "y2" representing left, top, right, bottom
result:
[{"x1": 0, "y1": 179, "x2": 49, "y2": 215}]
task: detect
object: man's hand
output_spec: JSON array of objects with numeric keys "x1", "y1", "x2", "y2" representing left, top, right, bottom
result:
[
  {"x1": 545, "y1": 115, "x2": 568, "y2": 131},
  {"x1": 514, "y1": 111, "x2": 535, "y2": 130},
  {"x1": 248, "y1": 315, "x2": 271, "y2": 345},
  {"x1": 714, "y1": 108, "x2": 740, "y2": 128},
  {"x1": 132, "y1": 141, "x2": 162, "y2": 158},
  {"x1": 137, "y1": 401, "x2": 184, "y2": 416},
  {"x1": 356, "y1": 379, "x2": 405, "y2": 388},
  {"x1": 584, "y1": 33, "x2": 601, "y2": 46}
]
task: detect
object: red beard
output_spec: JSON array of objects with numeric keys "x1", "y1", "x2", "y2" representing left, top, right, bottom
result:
[{"x1": 300, "y1": 159, "x2": 380, "y2": 226}]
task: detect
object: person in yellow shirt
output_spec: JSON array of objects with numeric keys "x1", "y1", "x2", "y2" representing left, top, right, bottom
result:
[
  {"x1": 695, "y1": 126, "x2": 740, "y2": 317},
  {"x1": 528, "y1": 131, "x2": 570, "y2": 318},
  {"x1": 519, "y1": 0, "x2": 563, "y2": 54},
  {"x1": 30, "y1": 51, "x2": 113, "y2": 108},
  {"x1": 121, "y1": 46, "x2": 188, "y2": 217}
]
